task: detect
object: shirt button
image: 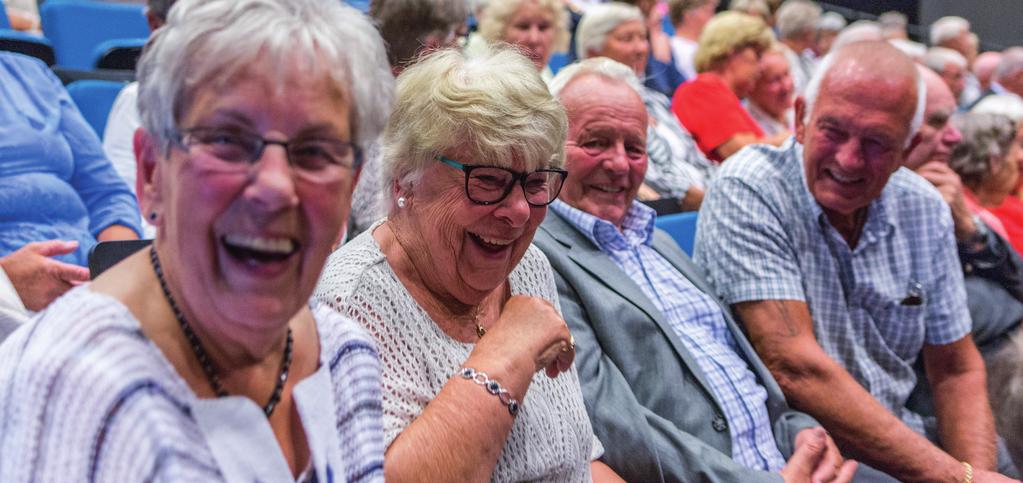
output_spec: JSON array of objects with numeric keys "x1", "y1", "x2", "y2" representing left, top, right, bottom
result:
[{"x1": 712, "y1": 415, "x2": 728, "y2": 432}]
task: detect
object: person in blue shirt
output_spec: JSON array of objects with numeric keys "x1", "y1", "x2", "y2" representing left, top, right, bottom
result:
[{"x1": 0, "y1": 51, "x2": 142, "y2": 267}]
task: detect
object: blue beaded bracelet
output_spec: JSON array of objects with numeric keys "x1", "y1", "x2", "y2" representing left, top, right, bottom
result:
[{"x1": 458, "y1": 367, "x2": 520, "y2": 417}]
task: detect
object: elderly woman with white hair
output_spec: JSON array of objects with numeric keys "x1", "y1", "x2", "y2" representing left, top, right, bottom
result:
[
  {"x1": 315, "y1": 45, "x2": 623, "y2": 482},
  {"x1": 576, "y1": 2, "x2": 715, "y2": 211},
  {"x1": 476, "y1": 0, "x2": 569, "y2": 82},
  {"x1": 0, "y1": 0, "x2": 394, "y2": 480}
]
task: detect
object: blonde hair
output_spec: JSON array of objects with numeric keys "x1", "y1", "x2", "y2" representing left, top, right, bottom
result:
[
  {"x1": 381, "y1": 45, "x2": 567, "y2": 199},
  {"x1": 694, "y1": 11, "x2": 773, "y2": 73},
  {"x1": 478, "y1": 0, "x2": 569, "y2": 55}
]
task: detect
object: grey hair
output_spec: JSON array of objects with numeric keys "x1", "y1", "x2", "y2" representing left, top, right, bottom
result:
[
  {"x1": 575, "y1": 2, "x2": 644, "y2": 61},
  {"x1": 802, "y1": 44, "x2": 926, "y2": 147},
  {"x1": 380, "y1": 45, "x2": 567, "y2": 198},
  {"x1": 549, "y1": 57, "x2": 645, "y2": 99},
  {"x1": 995, "y1": 47, "x2": 1023, "y2": 83},
  {"x1": 728, "y1": 0, "x2": 769, "y2": 17},
  {"x1": 478, "y1": 0, "x2": 570, "y2": 55},
  {"x1": 775, "y1": 0, "x2": 821, "y2": 41},
  {"x1": 816, "y1": 11, "x2": 846, "y2": 33},
  {"x1": 929, "y1": 16, "x2": 969, "y2": 47},
  {"x1": 146, "y1": 0, "x2": 176, "y2": 22},
  {"x1": 370, "y1": 0, "x2": 469, "y2": 68},
  {"x1": 923, "y1": 47, "x2": 967, "y2": 74},
  {"x1": 949, "y1": 112, "x2": 1017, "y2": 190},
  {"x1": 889, "y1": 38, "x2": 926, "y2": 62},
  {"x1": 136, "y1": 0, "x2": 394, "y2": 155},
  {"x1": 830, "y1": 20, "x2": 883, "y2": 52},
  {"x1": 877, "y1": 11, "x2": 906, "y2": 36}
]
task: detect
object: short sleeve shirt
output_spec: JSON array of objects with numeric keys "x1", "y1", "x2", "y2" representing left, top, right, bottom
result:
[
  {"x1": 694, "y1": 139, "x2": 971, "y2": 434},
  {"x1": 671, "y1": 73, "x2": 764, "y2": 162}
]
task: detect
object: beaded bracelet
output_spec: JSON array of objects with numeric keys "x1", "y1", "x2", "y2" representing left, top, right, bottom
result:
[{"x1": 458, "y1": 367, "x2": 520, "y2": 417}]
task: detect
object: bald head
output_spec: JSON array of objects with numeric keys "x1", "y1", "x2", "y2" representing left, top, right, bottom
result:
[
  {"x1": 974, "y1": 51, "x2": 1002, "y2": 91},
  {"x1": 905, "y1": 65, "x2": 962, "y2": 169},
  {"x1": 803, "y1": 41, "x2": 924, "y2": 145}
]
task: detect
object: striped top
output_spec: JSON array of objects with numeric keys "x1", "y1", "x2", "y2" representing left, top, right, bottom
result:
[{"x1": 0, "y1": 286, "x2": 385, "y2": 482}]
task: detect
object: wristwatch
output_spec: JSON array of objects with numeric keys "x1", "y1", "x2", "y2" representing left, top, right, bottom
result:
[{"x1": 959, "y1": 215, "x2": 990, "y2": 254}]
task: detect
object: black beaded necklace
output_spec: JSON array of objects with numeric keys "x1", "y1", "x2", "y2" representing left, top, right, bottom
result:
[{"x1": 149, "y1": 247, "x2": 292, "y2": 417}]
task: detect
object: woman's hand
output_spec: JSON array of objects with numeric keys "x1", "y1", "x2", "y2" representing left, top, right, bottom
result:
[{"x1": 474, "y1": 295, "x2": 575, "y2": 381}]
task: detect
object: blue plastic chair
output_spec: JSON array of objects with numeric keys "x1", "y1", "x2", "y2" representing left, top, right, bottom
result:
[
  {"x1": 41, "y1": 0, "x2": 149, "y2": 69},
  {"x1": 66, "y1": 79, "x2": 127, "y2": 138},
  {"x1": 548, "y1": 52, "x2": 570, "y2": 75},
  {"x1": 655, "y1": 211, "x2": 699, "y2": 256},
  {"x1": 91, "y1": 37, "x2": 146, "y2": 70},
  {"x1": 344, "y1": 0, "x2": 371, "y2": 13},
  {"x1": 0, "y1": 4, "x2": 10, "y2": 29}
]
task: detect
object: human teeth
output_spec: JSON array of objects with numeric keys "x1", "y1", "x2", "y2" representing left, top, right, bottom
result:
[
  {"x1": 593, "y1": 185, "x2": 623, "y2": 193},
  {"x1": 223, "y1": 234, "x2": 295, "y2": 254},
  {"x1": 473, "y1": 233, "x2": 513, "y2": 246},
  {"x1": 830, "y1": 170, "x2": 860, "y2": 183}
]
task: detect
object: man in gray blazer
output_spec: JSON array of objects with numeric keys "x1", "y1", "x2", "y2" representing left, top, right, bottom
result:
[{"x1": 535, "y1": 58, "x2": 856, "y2": 483}]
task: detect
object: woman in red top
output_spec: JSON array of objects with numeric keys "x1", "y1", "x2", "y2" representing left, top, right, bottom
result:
[{"x1": 671, "y1": 11, "x2": 790, "y2": 162}]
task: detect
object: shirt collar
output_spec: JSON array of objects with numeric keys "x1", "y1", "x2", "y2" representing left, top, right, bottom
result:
[{"x1": 550, "y1": 200, "x2": 656, "y2": 252}]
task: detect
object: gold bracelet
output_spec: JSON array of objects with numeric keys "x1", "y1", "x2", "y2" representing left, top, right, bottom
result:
[{"x1": 961, "y1": 461, "x2": 973, "y2": 483}]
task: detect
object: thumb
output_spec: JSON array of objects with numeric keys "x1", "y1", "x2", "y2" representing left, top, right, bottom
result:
[
  {"x1": 30, "y1": 240, "x2": 80, "y2": 258},
  {"x1": 55, "y1": 261, "x2": 90, "y2": 283},
  {"x1": 785, "y1": 428, "x2": 827, "y2": 480}
]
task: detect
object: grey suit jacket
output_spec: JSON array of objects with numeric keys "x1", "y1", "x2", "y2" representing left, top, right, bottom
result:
[{"x1": 534, "y1": 210, "x2": 818, "y2": 483}]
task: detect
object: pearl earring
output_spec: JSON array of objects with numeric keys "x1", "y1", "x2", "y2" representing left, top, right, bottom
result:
[{"x1": 397, "y1": 196, "x2": 407, "y2": 208}]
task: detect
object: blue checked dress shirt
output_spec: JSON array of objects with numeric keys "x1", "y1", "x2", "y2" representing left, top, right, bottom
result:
[
  {"x1": 695, "y1": 138, "x2": 971, "y2": 435},
  {"x1": 550, "y1": 200, "x2": 787, "y2": 472}
]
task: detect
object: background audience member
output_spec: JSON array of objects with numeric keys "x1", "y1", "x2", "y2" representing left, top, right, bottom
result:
[
  {"x1": 813, "y1": 11, "x2": 846, "y2": 57},
  {"x1": 0, "y1": 241, "x2": 89, "y2": 341},
  {"x1": 672, "y1": 11, "x2": 785, "y2": 161},
  {"x1": 774, "y1": 0, "x2": 821, "y2": 93},
  {"x1": 668, "y1": 0, "x2": 719, "y2": 81},
  {"x1": 878, "y1": 10, "x2": 908, "y2": 40},
  {"x1": 316, "y1": 47, "x2": 620, "y2": 482},
  {"x1": 349, "y1": 0, "x2": 469, "y2": 236},
  {"x1": 618, "y1": 0, "x2": 687, "y2": 97},
  {"x1": 697, "y1": 41, "x2": 1019, "y2": 481},
  {"x1": 577, "y1": 3, "x2": 715, "y2": 211},
  {"x1": 103, "y1": 0, "x2": 177, "y2": 239},
  {"x1": 973, "y1": 48, "x2": 1023, "y2": 119},
  {"x1": 924, "y1": 47, "x2": 969, "y2": 104},
  {"x1": 746, "y1": 47, "x2": 795, "y2": 137},
  {"x1": 0, "y1": 0, "x2": 395, "y2": 479},
  {"x1": 975, "y1": 51, "x2": 1004, "y2": 96},
  {"x1": 728, "y1": 0, "x2": 771, "y2": 25},
  {"x1": 906, "y1": 67, "x2": 1023, "y2": 358},
  {"x1": 2, "y1": 0, "x2": 38, "y2": 31},
  {"x1": 537, "y1": 57, "x2": 855, "y2": 483},
  {"x1": 829, "y1": 20, "x2": 883, "y2": 52},
  {"x1": 477, "y1": 0, "x2": 569, "y2": 82},
  {"x1": 0, "y1": 51, "x2": 142, "y2": 267},
  {"x1": 931, "y1": 16, "x2": 981, "y2": 106}
]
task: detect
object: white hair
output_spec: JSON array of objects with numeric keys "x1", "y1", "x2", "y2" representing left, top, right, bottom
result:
[
  {"x1": 877, "y1": 11, "x2": 906, "y2": 36},
  {"x1": 802, "y1": 46, "x2": 926, "y2": 147},
  {"x1": 137, "y1": 0, "x2": 393, "y2": 153},
  {"x1": 775, "y1": 0, "x2": 821, "y2": 41},
  {"x1": 549, "y1": 57, "x2": 645, "y2": 98},
  {"x1": 816, "y1": 11, "x2": 846, "y2": 33},
  {"x1": 381, "y1": 45, "x2": 567, "y2": 196},
  {"x1": 575, "y1": 2, "x2": 644, "y2": 60},
  {"x1": 923, "y1": 47, "x2": 967, "y2": 73},
  {"x1": 929, "y1": 16, "x2": 969, "y2": 47},
  {"x1": 889, "y1": 38, "x2": 926, "y2": 62},
  {"x1": 830, "y1": 20, "x2": 883, "y2": 52}
]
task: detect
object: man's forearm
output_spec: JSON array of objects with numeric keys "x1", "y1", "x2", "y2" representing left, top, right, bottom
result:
[{"x1": 926, "y1": 339, "x2": 998, "y2": 470}]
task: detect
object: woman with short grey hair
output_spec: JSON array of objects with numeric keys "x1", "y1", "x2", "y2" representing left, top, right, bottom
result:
[
  {"x1": 477, "y1": 0, "x2": 569, "y2": 82},
  {"x1": 316, "y1": 45, "x2": 622, "y2": 482},
  {"x1": 0, "y1": 0, "x2": 394, "y2": 480},
  {"x1": 576, "y1": 2, "x2": 715, "y2": 211}
]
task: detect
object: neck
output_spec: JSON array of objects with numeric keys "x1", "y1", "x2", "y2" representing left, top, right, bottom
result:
[
  {"x1": 676, "y1": 23, "x2": 702, "y2": 41},
  {"x1": 975, "y1": 189, "x2": 1007, "y2": 208},
  {"x1": 824, "y1": 207, "x2": 868, "y2": 248},
  {"x1": 783, "y1": 38, "x2": 808, "y2": 53}
]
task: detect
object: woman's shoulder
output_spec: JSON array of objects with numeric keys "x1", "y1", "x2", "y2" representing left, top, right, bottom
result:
[
  {"x1": 316, "y1": 228, "x2": 392, "y2": 303},
  {"x1": 509, "y1": 244, "x2": 559, "y2": 301}
]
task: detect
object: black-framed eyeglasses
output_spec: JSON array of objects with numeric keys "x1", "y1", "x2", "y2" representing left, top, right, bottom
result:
[
  {"x1": 436, "y1": 156, "x2": 567, "y2": 207},
  {"x1": 174, "y1": 126, "x2": 362, "y2": 184}
]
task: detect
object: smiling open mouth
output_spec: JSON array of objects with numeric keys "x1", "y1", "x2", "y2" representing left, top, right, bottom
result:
[
  {"x1": 221, "y1": 234, "x2": 299, "y2": 264},
  {"x1": 591, "y1": 184, "x2": 625, "y2": 194},
  {"x1": 468, "y1": 232, "x2": 514, "y2": 254}
]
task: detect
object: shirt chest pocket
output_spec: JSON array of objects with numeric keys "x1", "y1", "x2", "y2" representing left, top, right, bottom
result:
[{"x1": 870, "y1": 302, "x2": 928, "y2": 361}]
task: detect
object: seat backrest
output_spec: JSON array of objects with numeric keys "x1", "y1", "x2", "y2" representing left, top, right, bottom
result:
[
  {"x1": 0, "y1": 4, "x2": 10, "y2": 29},
  {"x1": 92, "y1": 37, "x2": 146, "y2": 70},
  {"x1": 654, "y1": 211, "x2": 699, "y2": 256},
  {"x1": 88, "y1": 240, "x2": 152, "y2": 278},
  {"x1": 0, "y1": 30, "x2": 56, "y2": 65},
  {"x1": 66, "y1": 79, "x2": 127, "y2": 138},
  {"x1": 41, "y1": 0, "x2": 148, "y2": 70}
]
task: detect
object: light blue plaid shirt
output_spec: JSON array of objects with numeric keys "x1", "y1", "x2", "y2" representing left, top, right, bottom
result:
[
  {"x1": 550, "y1": 200, "x2": 787, "y2": 472},
  {"x1": 695, "y1": 138, "x2": 971, "y2": 434}
]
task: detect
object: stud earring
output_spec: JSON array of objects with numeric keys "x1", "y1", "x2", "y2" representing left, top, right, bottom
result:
[
  {"x1": 148, "y1": 212, "x2": 158, "y2": 221},
  {"x1": 397, "y1": 196, "x2": 407, "y2": 208}
]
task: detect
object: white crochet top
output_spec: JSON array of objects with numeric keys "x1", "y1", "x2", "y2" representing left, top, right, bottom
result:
[{"x1": 315, "y1": 225, "x2": 602, "y2": 482}]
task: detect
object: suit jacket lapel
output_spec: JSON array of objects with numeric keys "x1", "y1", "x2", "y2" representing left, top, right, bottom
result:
[{"x1": 541, "y1": 212, "x2": 723, "y2": 403}]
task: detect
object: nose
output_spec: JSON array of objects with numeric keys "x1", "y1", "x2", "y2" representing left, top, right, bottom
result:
[
  {"x1": 601, "y1": 141, "x2": 631, "y2": 175},
  {"x1": 527, "y1": 26, "x2": 542, "y2": 45},
  {"x1": 834, "y1": 138, "x2": 866, "y2": 170},
  {"x1": 245, "y1": 144, "x2": 299, "y2": 213},
  {"x1": 493, "y1": 181, "x2": 532, "y2": 227},
  {"x1": 942, "y1": 123, "x2": 963, "y2": 146}
]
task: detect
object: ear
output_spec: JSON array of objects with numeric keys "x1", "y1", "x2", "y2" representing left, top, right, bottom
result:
[
  {"x1": 134, "y1": 127, "x2": 163, "y2": 226},
  {"x1": 793, "y1": 96, "x2": 808, "y2": 144},
  {"x1": 144, "y1": 11, "x2": 163, "y2": 32},
  {"x1": 902, "y1": 132, "x2": 923, "y2": 160}
]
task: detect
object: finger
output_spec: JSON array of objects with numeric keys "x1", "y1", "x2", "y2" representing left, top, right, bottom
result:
[
  {"x1": 29, "y1": 240, "x2": 80, "y2": 257},
  {"x1": 834, "y1": 460, "x2": 858, "y2": 483},
  {"x1": 810, "y1": 456, "x2": 837, "y2": 483},
  {"x1": 53, "y1": 261, "x2": 90, "y2": 283},
  {"x1": 788, "y1": 428, "x2": 827, "y2": 478}
]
